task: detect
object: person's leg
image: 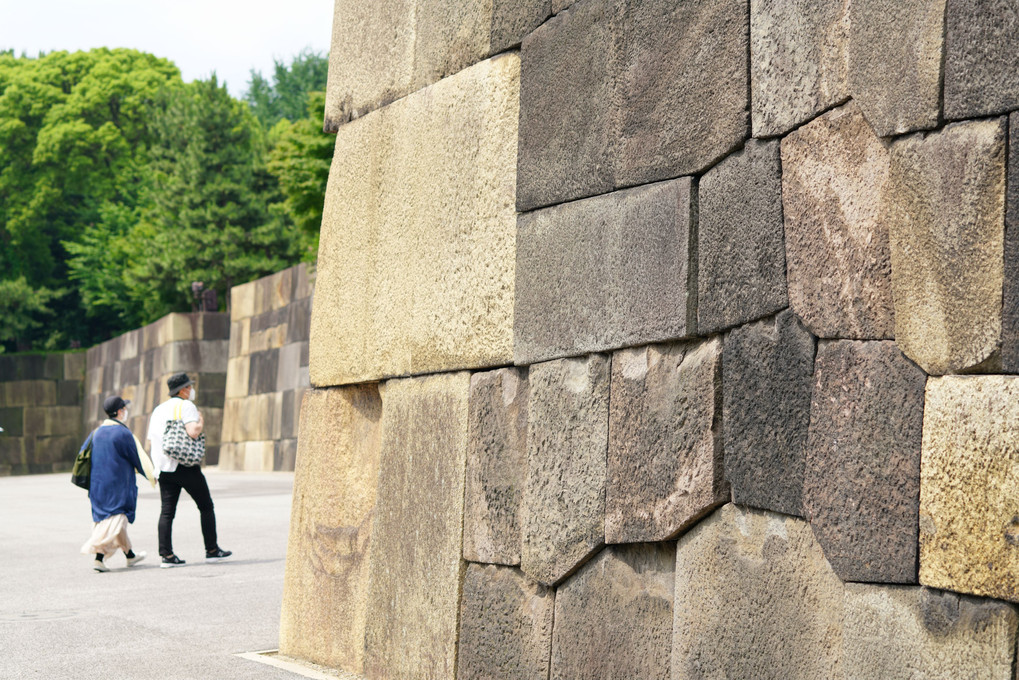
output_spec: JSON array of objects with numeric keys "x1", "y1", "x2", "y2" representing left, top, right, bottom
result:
[
  {"x1": 158, "y1": 472, "x2": 184, "y2": 557},
  {"x1": 179, "y1": 466, "x2": 218, "y2": 553}
]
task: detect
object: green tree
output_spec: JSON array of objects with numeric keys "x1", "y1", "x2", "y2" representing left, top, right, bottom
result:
[
  {"x1": 245, "y1": 49, "x2": 328, "y2": 128},
  {"x1": 0, "y1": 277, "x2": 61, "y2": 352}
]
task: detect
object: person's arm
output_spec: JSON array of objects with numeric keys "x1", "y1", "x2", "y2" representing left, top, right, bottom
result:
[{"x1": 183, "y1": 401, "x2": 204, "y2": 439}]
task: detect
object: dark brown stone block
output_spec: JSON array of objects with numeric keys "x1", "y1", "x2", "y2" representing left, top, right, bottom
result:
[
  {"x1": 944, "y1": 0, "x2": 1019, "y2": 119},
  {"x1": 33, "y1": 435, "x2": 78, "y2": 465},
  {"x1": 697, "y1": 139, "x2": 787, "y2": 333},
  {"x1": 285, "y1": 298, "x2": 312, "y2": 344},
  {"x1": 723, "y1": 310, "x2": 815, "y2": 518},
  {"x1": 56, "y1": 381, "x2": 81, "y2": 406},
  {"x1": 1004, "y1": 112, "x2": 1019, "y2": 372},
  {"x1": 202, "y1": 312, "x2": 230, "y2": 339},
  {"x1": 0, "y1": 407, "x2": 24, "y2": 436},
  {"x1": 247, "y1": 349, "x2": 280, "y2": 395},
  {"x1": 551, "y1": 544, "x2": 674, "y2": 680},
  {"x1": 606, "y1": 339, "x2": 727, "y2": 544},
  {"x1": 457, "y1": 564, "x2": 554, "y2": 680},
  {"x1": 804, "y1": 340, "x2": 926, "y2": 583}
]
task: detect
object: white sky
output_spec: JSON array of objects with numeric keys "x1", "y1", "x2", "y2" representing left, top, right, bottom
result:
[{"x1": 0, "y1": 0, "x2": 334, "y2": 96}]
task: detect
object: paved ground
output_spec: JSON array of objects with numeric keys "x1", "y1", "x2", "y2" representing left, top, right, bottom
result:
[{"x1": 0, "y1": 469, "x2": 312, "y2": 679}]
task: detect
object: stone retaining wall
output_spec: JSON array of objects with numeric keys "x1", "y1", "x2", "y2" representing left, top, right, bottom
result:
[{"x1": 281, "y1": 0, "x2": 1019, "y2": 678}]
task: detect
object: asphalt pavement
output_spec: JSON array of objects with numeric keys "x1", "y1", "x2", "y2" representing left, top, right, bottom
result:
[{"x1": 0, "y1": 469, "x2": 319, "y2": 679}]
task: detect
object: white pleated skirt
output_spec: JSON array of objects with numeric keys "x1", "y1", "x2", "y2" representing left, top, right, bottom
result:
[{"x1": 80, "y1": 514, "x2": 132, "y2": 556}]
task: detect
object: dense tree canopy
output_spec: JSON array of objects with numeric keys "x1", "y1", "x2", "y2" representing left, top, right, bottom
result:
[{"x1": 0, "y1": 48, "x2": 332, "y2": 352}]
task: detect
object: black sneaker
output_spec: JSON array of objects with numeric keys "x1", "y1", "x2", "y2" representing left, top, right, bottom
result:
[
  {"x1": 160, "y1": 554, "x2": 186, "y2": 569},
  {"x1": 206, "y1": 548, "x2": 232, "y2": 562}
]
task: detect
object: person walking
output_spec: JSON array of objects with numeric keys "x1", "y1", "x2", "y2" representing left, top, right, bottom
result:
[
  {"x1": 147, "y1": 372, "x2": 231, "y2": 568},
  {"x1": 80, "y1": 395, "x2": 156, "y2": 572}
]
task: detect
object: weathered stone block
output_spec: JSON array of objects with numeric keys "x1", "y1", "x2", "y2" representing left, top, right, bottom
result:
[
  {"x1": 457, "y1": 564, "x2": 554, "y2": 680},
  {"x1": 491, "y1": 0, "x2": 550, "y2": 52},
  {"x1": 56, "y1": 381, "x2": 80, "y2": 407},
  {"x1": 888, "y1": 118, "x2": 1006, "y2": 374},
  {"x1": 515, "y1": 179, "x2": 692, "y2": 365},
  {"x1": 0, "y1": 408, "x2": 24, "y2": 437},
  {"x1": 363, "y1": 372, "x2": 470, "y2": 679},
  {"x1": 849, "y1": 0, "x2": 944, "y2": 137},
  {"x1": 606, "y1": 339, "x2": 726, "y2": 544},
  {"x1": 672, "y1": 504, "x2": 844, "y2": 680},
  {"x1": 1004, "y1": 112, "x2": 1019, "y2": 372},
  {"x1": 517, "y1": 0, "x2": 623, "y2": 210},
  {"x1": 279, "y1": 386, "x2": 382, "y2": 674},
  {"x1": 241, "y1": 441, "x2": 274, "y2": 471},
  {"x1": 276, "y1": 343, "x2": 305, "y2": 393},
  {"x1": 750, "y1": 0, "x2": 850, "y2": 137},
  {"x1": 782, "y1": 102, "x2": 894, "y2": 339},
  {"x1": 920, "y1": 376, "x2": 1019, "y2": 603},
  {"x1": 522, "y1": 356, "x2": 609, "y2": 586},
  {"x1": 33, "y1": 435, "x2": 77, "y2": 464},
  {"x1": 63, "y1": 352, "x2": 86, "y2": 381},
  {"x1": 723, "y1": 310, "x2": 815, "y2": 518},
  {"x1": 804, "y1": 340, "x2": 926, "y2": 583},
  {"x1": 231, "y1": 279, "x2": 256, "y2": 322},
  {"x1": 844, "y1": 584, "x2": 1019, "y2": 679},
  {"x1": 944, "y1": 0, "x2": 1019, "y2": 119},
  {"x1": 618, "y1": 0, "x2": 749, "y2": 187},
  {"x1": 23, "y1": 406, "x2": 82, "y2": 438},
  {"x1": 2, "y1": 381, "x2": 56, "y2": 407},
  {"x1": 552, "y1": 544, "x2": 673, "y2": 679},
  {"x1": 313, "y1": 54, "x2": 519, "y2": 386},
  {"x1": 697, "y1": 139, "x2": 786, "y2": 333},
  {"x1": 248, "y1": 349, "x2": 279, "y2": 395},
  {"x1": 464, "y1": 368, "x2": 528, "y2": 566},
  {"x1": 273, "y1": 438, "x2": 297, "y2": 472},
  {"x1": 285, "y1": 298, "x2": 312, "y2": 345}
]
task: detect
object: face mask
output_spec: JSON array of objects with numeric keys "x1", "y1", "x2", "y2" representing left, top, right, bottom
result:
[
  {"x1": 188, "y1": 387, "x2": 196, "y2": 402},
  {"x1": 122, "y1": 408, "x2": 130, "y2": 420}
]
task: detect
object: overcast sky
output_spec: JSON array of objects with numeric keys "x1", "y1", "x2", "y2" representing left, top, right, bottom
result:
[{"x1": 0, "y1": 0, "x2": 334, "y2": 96}]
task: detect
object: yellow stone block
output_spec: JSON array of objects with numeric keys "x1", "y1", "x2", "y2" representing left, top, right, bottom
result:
[{"x1": 231, "y1": 279, "x2": 257, "y2": 322}]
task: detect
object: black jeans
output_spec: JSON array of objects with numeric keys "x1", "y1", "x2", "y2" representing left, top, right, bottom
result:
[{"x1": 158, "y1": 465, "x2": 217, "y2": 557}]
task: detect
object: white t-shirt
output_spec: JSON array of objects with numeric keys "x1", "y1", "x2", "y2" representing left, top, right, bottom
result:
[{"x1": 147, "y1": 397, "x2": 200, "y2": 474}]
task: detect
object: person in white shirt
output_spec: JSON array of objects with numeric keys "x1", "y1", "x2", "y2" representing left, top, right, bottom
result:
[{"x1": 147, "y1": 372, "x2": 231, "y2": 568}]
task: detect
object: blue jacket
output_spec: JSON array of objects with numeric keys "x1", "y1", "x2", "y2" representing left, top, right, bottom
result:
[{"x1": 88, "y1": 423, "x2": 145, "y2": 523}]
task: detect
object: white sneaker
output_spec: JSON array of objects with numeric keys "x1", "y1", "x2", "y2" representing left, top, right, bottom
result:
[
  {"x1": 93, "y1": 559, "x2": 109, "y2": 573},
  {"x1": 126, "y1": 551, "x2": 146, "y2": 567}
]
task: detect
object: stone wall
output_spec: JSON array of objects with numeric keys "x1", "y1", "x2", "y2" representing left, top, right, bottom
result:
[
  {"x1": 84, "y1": 313, "x2": 229, "y2": 465},
  {"x1": 219, "y1": 263, "x2": 313, "y2": 471},
  {"x1": 281, "y1": 0, "x2": 1019, "y2": 677},
  {"x1": 0, "y1": 353, "x2": 85, "y2": 475}
]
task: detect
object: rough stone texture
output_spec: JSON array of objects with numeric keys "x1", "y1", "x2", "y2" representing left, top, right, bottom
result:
[
  {"x1": 517, "y1": 0, "x2": 623, "y2": 211},
  {"x1": 363, "y1": 372, "x2": 470, "y2": 679},
  {"x1": 457, "y1": 564, "x2": 554, "y2": 680},
  {"x1": 522, "y1": 356, "x2": 609, "y2": 586},
  {"x1": 551, "y1": 544, "x2": 674, "y2": 680},
  {"x1": 619, "y1": 0, "x2": 749, "y2": 187},
  {"x1": 804, "y1": 340, "x2": 926, "y2": 583},
  {"x1": 491, "y1": 0, "x2": 551, "y2": 52},
  {"x1": 843, "y1": 584, "x2": 1019, "y2": 679},
  {"x1": 1004, "y1": 113, "x2": 1019, "y2": 372},
  {"x1": 750, "y1": 0, "x2": 850, "y2": 137},
  {"x1": 278, "y1": 386, "x2": 382, "y2": 675},
  {"x1": 944, "y1": 0, "x2": 1019, "y2": 120},
  {"x1": 920, "y1": 377, "x2": 1019, "y2": 603},
  {"x1": 782, "y1": 102, "x2": 894, "y2": 339},
  {"x1": 888, "y1": 118, "x2": 1006, "y2": 374},
  {"x1": 697, "y1": 139, "x2": 787, "y2": 333},
  {"x1": 672, "y1": 504, "x2": 844, "y2": 680},
  {"x1": 313, "y1": 54, "x2": 519, "y2": 385},
  {"x1": 515, "y1": 179, "x2": 692, "y2": 365},
  {"x1": 464, "y1": 368, "x2": 528, "y2": 566},
  {"x1": 723, "y1": 310, "x2": 815, "y2": 518},
  {"x1": 606, "y1": 339, "x2": 727, "y2": 544},
  {"x1": 848, "y1": 0, "x2": 945, "y2": 137}
]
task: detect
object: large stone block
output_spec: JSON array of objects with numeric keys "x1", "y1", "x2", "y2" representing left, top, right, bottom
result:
[
  {"x1": 23, "y1": 406, "x2": 82, "y2": 438},
  {"x1": 312, "y1": 54, "x2": 519, "y2": 386},
  {"x1": 848, "y1": 0, "x2": 944, "y2": 137},
  {"x1": 749, "y1": 0, "x2": 850, "y2": 137},
  {"x1": 63, "y1": 352, "x2": 86, "y2": 380},
  {"x1": 516, "y1": 0, "x2": 623, "y2": 210},
  {"x1": 363, "y1": 372, "x2": 470, "y2": 679},
  {"x1": 1, "y1": 380, "x2": 56, "y2": 407},
  {"x1": 782, "y1": 102, "x2": 894, "y2": 339},
  {"x1": 0, "y1": 407, "x2": 24, "y2": 437},
  {"x1": 697, "y1": 139, "x2": 786, "y2": 333},
  {"x1": 552, "y1": 544, "x2": 674, "y2": 679},
  {"x1": 804, "y1": 340, "x2": 926, "y2": 583},
  {"x1": 844, "y1": 584, "x2": 1019, "y2": 679},
  {"x1": 247, "y1": 349, "x2": 279, "y2": 395},
  {"x1": 888, "y1": 118, "x2": 1006, "y2": 375},
  {"x1": 457, "y1": 564, "x2": 554, "y2": 680},
  {"x1": 920, "y1": 376, "x2": 1019, "y2": 603},
  {"x1": 723, "y1": 310, "x2": 815, "y2": 518},
  {"x1": 944, "y1": 0, "x2": 1019, "y2": 119},
  {"x1": 464, "y1": 368, "x2": 528, "y2": 566},
  {"x1": 606, "y1": 339, "x2": 726, "y2": 544},
  {"x1": 515, "y1": 179, "x2": 692, "y2": 365},
  {"x1": 522, "y1": 356, "x2": 609, "y2": 586},
  {"x1": 279, "y1": 387, "x2": 382, "y2": 674},
  {"x1": 672, "y1": 504, "x2": 844, "y2": 680},
  {"x1": 230, "y1": 279, "x2": 256, "y2": 323},
  {"x1": 1004, "y1": 112, "x2": 1019, "y2": 372}
]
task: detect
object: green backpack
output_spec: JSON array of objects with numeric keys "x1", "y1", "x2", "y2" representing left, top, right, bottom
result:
[{"x1": 71, "y1": 430, "x2": 96, "y2": 490}]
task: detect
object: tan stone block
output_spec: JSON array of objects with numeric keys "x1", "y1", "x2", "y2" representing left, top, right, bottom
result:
[
  {"x1": 85, "y1": 368, "x2": 103, "y2": 396},
  {"x1": 231, "y1": 279, "x2": 256, "y2": 322},
  {"x1": 201, "y1": 407, "x2": 223, "y2": 447},
  {"x1": 2, "y1": 381, "x2": 57, "y2": 407},
  {"x1": 888, "y1": 118, "x2": 1006, "y2": 374},
  {"x1": 63, "y1": 352, "x2": 86, "y2": 381},
  {"x1": 844, "y1": 584, "x2": 1018, "y2": 679},
  {"x1": 920, "y1": 376, "x2": 1019, "y2": 602},
  {"x1": 672, "y1": 504, "x2": 844, "y2": 679},
  {"x1": 293, "y1": 262, "x2": 314, "y2": 301},
  {"x1": 23, "y1": 406, "x2": 81, "y2": 437},
  {"x1": 220, "y1": 399, "x2": 241, "y2": 444},
  {"x1": 166, "y1": 313, "x2": 198, "y2": 344},
  {"x1": 364, "y1": 372, "x2": 470, "y2": 679},
  {"x1": 312, "y1": 54, "x2": 519, "y2": 386},
  {"x1": 225, "y1": 356, "x2": 250, "y2": 400},
  {"x1": 241, "y1": 441, "x2": 274, "y2": 471},
  {"x1": 120, "y1": 329, "x2": 139, "y2": 360},
  {"x1": 270, "y1": 267, "x2": 292, "y2": 311},
  {"x1": 279, "y1": 386, "x2": 383, "y2": 674}
]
